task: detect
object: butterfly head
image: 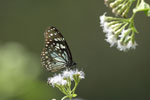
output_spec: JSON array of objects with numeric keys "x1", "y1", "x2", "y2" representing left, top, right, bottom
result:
[{"x1": 67, "y1": 60, "x2": 77, "y2": 67}]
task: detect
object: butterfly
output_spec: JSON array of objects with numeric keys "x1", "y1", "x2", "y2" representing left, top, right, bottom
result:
[{"x1": 41, "y1": 26, "x2": 76, "y2": 72}]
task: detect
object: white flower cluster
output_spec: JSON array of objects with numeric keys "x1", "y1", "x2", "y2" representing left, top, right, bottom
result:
[
  {"x1": 47, "y1": 69, "x2": 85, "y2": 87},
  {"x1": 104, "y1": 0, "x2": 133, "y2": 17},
  {"x1": 100, "y1": 13, "x2": 137, "y2": 51}
]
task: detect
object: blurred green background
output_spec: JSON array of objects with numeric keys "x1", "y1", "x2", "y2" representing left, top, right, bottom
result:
[{"x1": 0, "y1": 0, "x2": 150, "y2": 100}]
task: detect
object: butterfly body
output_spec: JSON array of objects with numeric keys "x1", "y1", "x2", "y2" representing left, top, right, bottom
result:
[{"x1": 41, "y1": 26, "x2": 76, "y2": 72}]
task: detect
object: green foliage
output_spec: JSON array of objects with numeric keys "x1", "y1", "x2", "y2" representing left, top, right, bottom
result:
[{"x1": 0, "y1": 43, "x2": 57, "y2": 100}]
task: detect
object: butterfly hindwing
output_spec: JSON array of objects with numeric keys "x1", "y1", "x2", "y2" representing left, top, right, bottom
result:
[{"x1": 41, "y1": 26, "x2": 76, "y2": 72}]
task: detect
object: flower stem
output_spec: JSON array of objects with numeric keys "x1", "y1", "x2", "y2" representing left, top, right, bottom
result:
[
  {"x1": 136, "y1": 0, "x2": 141, "y2": 7},
  {"x1": 129, "y1": 11, "x2": 139, "y2": 33},
  {"x1": 61, "y1": 96, "x2": 68, "y2": 100}
]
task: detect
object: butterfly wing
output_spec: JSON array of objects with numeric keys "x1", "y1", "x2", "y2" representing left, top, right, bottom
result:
[{"x1": 41, "y1": 26, "x2": 74, "y2": 72}]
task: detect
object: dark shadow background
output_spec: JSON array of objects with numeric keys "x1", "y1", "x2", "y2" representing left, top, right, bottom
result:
[{"x1": 0, "y1": 0, "x2": 150, "y2": 100}]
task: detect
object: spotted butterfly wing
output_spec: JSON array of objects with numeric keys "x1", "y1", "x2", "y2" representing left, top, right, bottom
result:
[{"x1": 41, "y1": 26, "x2": 76, "y2": 72}]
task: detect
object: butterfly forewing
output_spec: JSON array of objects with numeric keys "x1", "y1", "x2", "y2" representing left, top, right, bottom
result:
[{"x1": 41, "y1": 26, "x2": 75, "y2": 72}]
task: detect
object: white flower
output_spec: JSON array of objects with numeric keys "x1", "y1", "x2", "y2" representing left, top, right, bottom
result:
[
  {"x1": 127, "y1": 41, "x2": 137, "y2": 49},
  {"x1": 119, "y1": 29, "x2": 131, "y2": 38},
  {"x1": 105, "y1": 34, "x2": 117, "y2": 47},
  {"x1": 116, "y1": 28, "x2": 137, "y2": 51},
  {"x1": 73, "y1": 69, "x2": 85, "y2": 79},
  {"x1": 117, "y1": 39, "x2": 137, "y2": 51},
  {"x1": 48, "y1": 74, "x2": 67, "y2": 87},
  {"x1": 62, "y1": 69, "x2": 74, "y2": 80},
  {"x1": 110, "y1": 23, "x2": 120, "y2": 29},
  {"x1": 103, "y1": 22, "x2": 109, "y2": 33},
  {"x1": 48, "y1": 69, "x2": 85, "y2": 87},
  {"x1": 117, "y1": 40, "x2": 128, "y2": 51},
  {"x1": 103, "y1": 24, "x2": 117, "y2": 47},
  {"x1": 102, "y1": 21, "x2": 118, "y2": 47},
  {"x1": 100, "y1": 14, "x2": 127, "y2": 48},
  {"x1": 103, "y1": 22, "x2": 114, "y2": 35},
  {"x1": 62, "y1": 69, "x2": 85, "y2": 80},
  {"x1": 100, "y1": 12, "x2": 107, "y2": 26}
]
